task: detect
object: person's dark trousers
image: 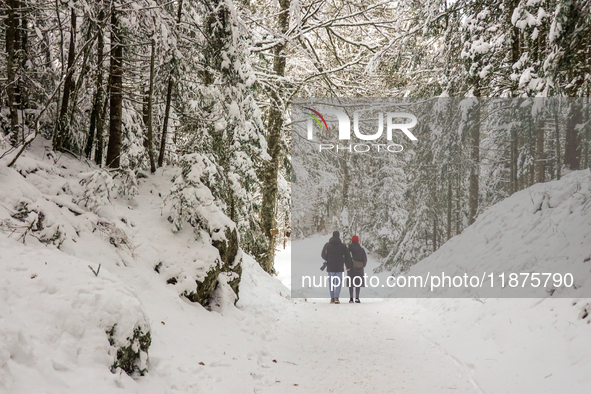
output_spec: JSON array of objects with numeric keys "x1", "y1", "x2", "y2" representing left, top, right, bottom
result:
[{"x1": 349, "y1": 286, "x2": 360, "y2": 299}]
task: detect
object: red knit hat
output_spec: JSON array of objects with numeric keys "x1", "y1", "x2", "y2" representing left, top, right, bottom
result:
[{"x1": 351, "y1": 235, "x2": 359, "y2": 243}]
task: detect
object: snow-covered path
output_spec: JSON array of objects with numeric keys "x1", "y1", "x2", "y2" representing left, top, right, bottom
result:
[
  {"x1": 259, "y1": 299, "x2": 479, "y2": 393},
  {"x1": 263, "y1": 226, "x2": 591, "y2": 394},
  {"x1": 260, "y1": 240, "x2": 479, "y2": 393}
]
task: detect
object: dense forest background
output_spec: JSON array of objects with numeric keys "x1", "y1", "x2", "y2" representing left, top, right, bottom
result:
[{"x1": 1, "y1": 0, "x2": 590, "y2": 273}]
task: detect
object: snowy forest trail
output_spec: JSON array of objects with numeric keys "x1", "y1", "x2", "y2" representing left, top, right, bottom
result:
[
  {"x1": 2, "y1": 160, "x2": 590, "y2": 394},
  {"x1": 259, "y1": 241, "x2": 480, "y2": 393},
  {"x1": 259, "y1": 298, "x2": 480, "y2": 394}
]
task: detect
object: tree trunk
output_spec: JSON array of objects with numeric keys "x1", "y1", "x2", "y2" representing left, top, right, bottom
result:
[
  {"x1": 446, "y1": 176, "x2": 452, "y2": 241},
  {"x1": 18, "y1": 8, "x2": 28, "y2": 144},
  {"x1": 506, "y1": 0, "x2": 520, "y2": 194},
  {"x1": 535, "y1": 119, "x2": 545, "y2": 183},
  {"x1": 564, "y1": 99, "x2": 582, "y2": 171},
  {"x1": 583, "y1": 96, "x2": 590, "y2": 169},
  {"x1": 95, "y1": 97, "x2": 108, "y2": 166},
  {"x1": 6, "y1": 0, "x2": 21, "y2": 146},
  {"x1": 54, "y1": 6, "x2": 77, "y2": 152},
  {"x1": 548, "y1": 131, "x2": 555, "y2": 180},
  {"x1": 528, "y1": 132, "x2": 534, "y2": 187},
  {"x1": 158, "y1": 0, "x2": 183, "y2": 167},
  {"x1": 68, "y1": 21, "x2": 94, "y2": 154},
  {"x1": 432, "y1": 216, "x2": 437, "y2": 252},
  {"x1": 106, "y1": 10, "x2": 123, "y2": 169},
  {"x1": 535, "y1": 20, "x2": 547, "y2": 184},
  {"x1": 468, "y1": 95, "x2": 480, "y2": 226},
  {"x1": 145, "y1": 38, "x2": 157, "y2": 173},
  {"x1": 555, "y1": 110, "x2": 561, "y2": 180},
  {"x1": 86, "y1": 13, "x2": 105, "y2": 162},
  {"x1": 260, "y1": 0, "x2": 290, "y2": 273},
  {"x1": 456, "y1": 175, "x2": 461, "y2": 235},
  {"x1": 159, "y1": 79, "x2": 173, "y2": 167},
  {"x1": 510, "y1": 129, "x2": 518, "y2": 193}
]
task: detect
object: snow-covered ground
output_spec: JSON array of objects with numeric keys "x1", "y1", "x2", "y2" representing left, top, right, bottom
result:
[
  {"x1": 267, "y1": 245, "x2": 479, "y2": 393},
  {"x1": 1, "y1": 139, "x2": 590, "y2": 393},
  {"x1": 0, "y1": 139, "x2": 293, "y2": 393},
  {"x1": 279, "y1": 237, "x2": 591, "y2": 393}
]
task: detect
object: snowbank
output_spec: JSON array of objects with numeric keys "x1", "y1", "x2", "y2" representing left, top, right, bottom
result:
[
  {"x1": 400, "y1": 169, "x2": 591, "y2": 392},
  {"x1": 400, "y1": 169, "x2": 591, "y2": 298},
  {"x1": 0, "y1": 236, "x2": 150, "y2": 392},
  {"x1": 0, "y1": 139, "x2": 290, "y2": 393}
]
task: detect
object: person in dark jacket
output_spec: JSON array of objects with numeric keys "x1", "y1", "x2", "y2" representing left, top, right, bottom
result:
[
  {"x1": 321, "y1": 231, "x2": 350, "y2": 304},
  {"x1": 346, "y1": 235, "x2": 367, "y2": 303}
]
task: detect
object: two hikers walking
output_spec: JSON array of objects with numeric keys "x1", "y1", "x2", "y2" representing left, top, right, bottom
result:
[{"x1": 321, "y1": 231, "x2": 367, "y2": 304}]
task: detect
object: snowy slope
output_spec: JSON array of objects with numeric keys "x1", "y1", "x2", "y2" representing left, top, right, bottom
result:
[
  {"x1": 0, "y1": 139, "x2": 291, "y2": 393},
  {"x1": 394, "y1": 169, "x2": 591, "y2": 393},
  {"x1": 0, "y1": 231, "x2": 291, "y2": 393},
  {"x1": 400, "y1": 169, "x2": 591, "y2": 298},
  {"x1": 0, "y1": 235, "x2": 151, "y2": 393}
]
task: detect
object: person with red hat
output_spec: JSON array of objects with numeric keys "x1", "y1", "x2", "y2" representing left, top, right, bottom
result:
[{"x1": 346, "y1": 235, "x2": 367, "y2": 303}]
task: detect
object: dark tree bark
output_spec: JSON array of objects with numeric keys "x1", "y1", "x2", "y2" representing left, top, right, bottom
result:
[
  {"x1": 68, "y1": 20, "x2": 94, "y2": 147},
  {"x1": 95, "y1": 97, "x2": 108, "y2": 166},
  {"x1": 584, "y1": 96, "x2": 590, "y2": 169},
  {"x1": 446, "y1": 176, "x2": 452, "y2": 241},
  {"x1": 432, "y1": 216, "x2": 437, "y2": 252},
  {"x1": 564, "y1": 99, "x2": 582, "y2": 171},
  {"x1": 6, "y1": 0, "x2": 21, "y2": 146},
  {"x1": 86, "y1": 12, "x2": 105, "y2": 162},
  {"x1": 158, "y1": 0, "x2": 183, "y2": 167},
  {"x1": 535, "y1": 119, "x2": 545, "y2": 183},
  {"x1": 505, "y1": 0, "x2": 520, "y2": 194},
  {"x1": 54, "y1": 6, "x2": 77, "y2": 152},
  {"x1": 468, "y1": 92, "x2": 480, "y2": 226},
  {"x1": 145, "y1": 38, "x2": 156, "y2": 173},
  {"x1": 559, "y1": 1, "x2": 590, "y2": 170},
  {"x1": 18, "y1": 7, "x2": 28, "y2": 143},
  {"x1": 456, "y1": 174, "x2": 461, "y2": 236},
  {"x1": 342, "y1": 158, "x2": 349, "y2": 201},
  {"x1": 510, "y1": 129, "x2": 518, "y2": 193},
  {"x1": 260, "y1": 0, "x2": 290, "y2": 273},
  {"x1": 159, "y1": 78, "x2": 173, "y2": 167},
  {"x1": 106, "y1": 10, "x2": 123, "y2": 169},
  {"x1": 555, "y1": 110, "x2": 561, "y2": 180}
]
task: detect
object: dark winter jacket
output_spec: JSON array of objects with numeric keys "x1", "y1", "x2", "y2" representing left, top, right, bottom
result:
[
  {"x1": 346, "y1": 242, "x2": 367, "y2": 287},
  {"x1": 321, "y1": 235, "x2": 350, "y2": 272}
]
